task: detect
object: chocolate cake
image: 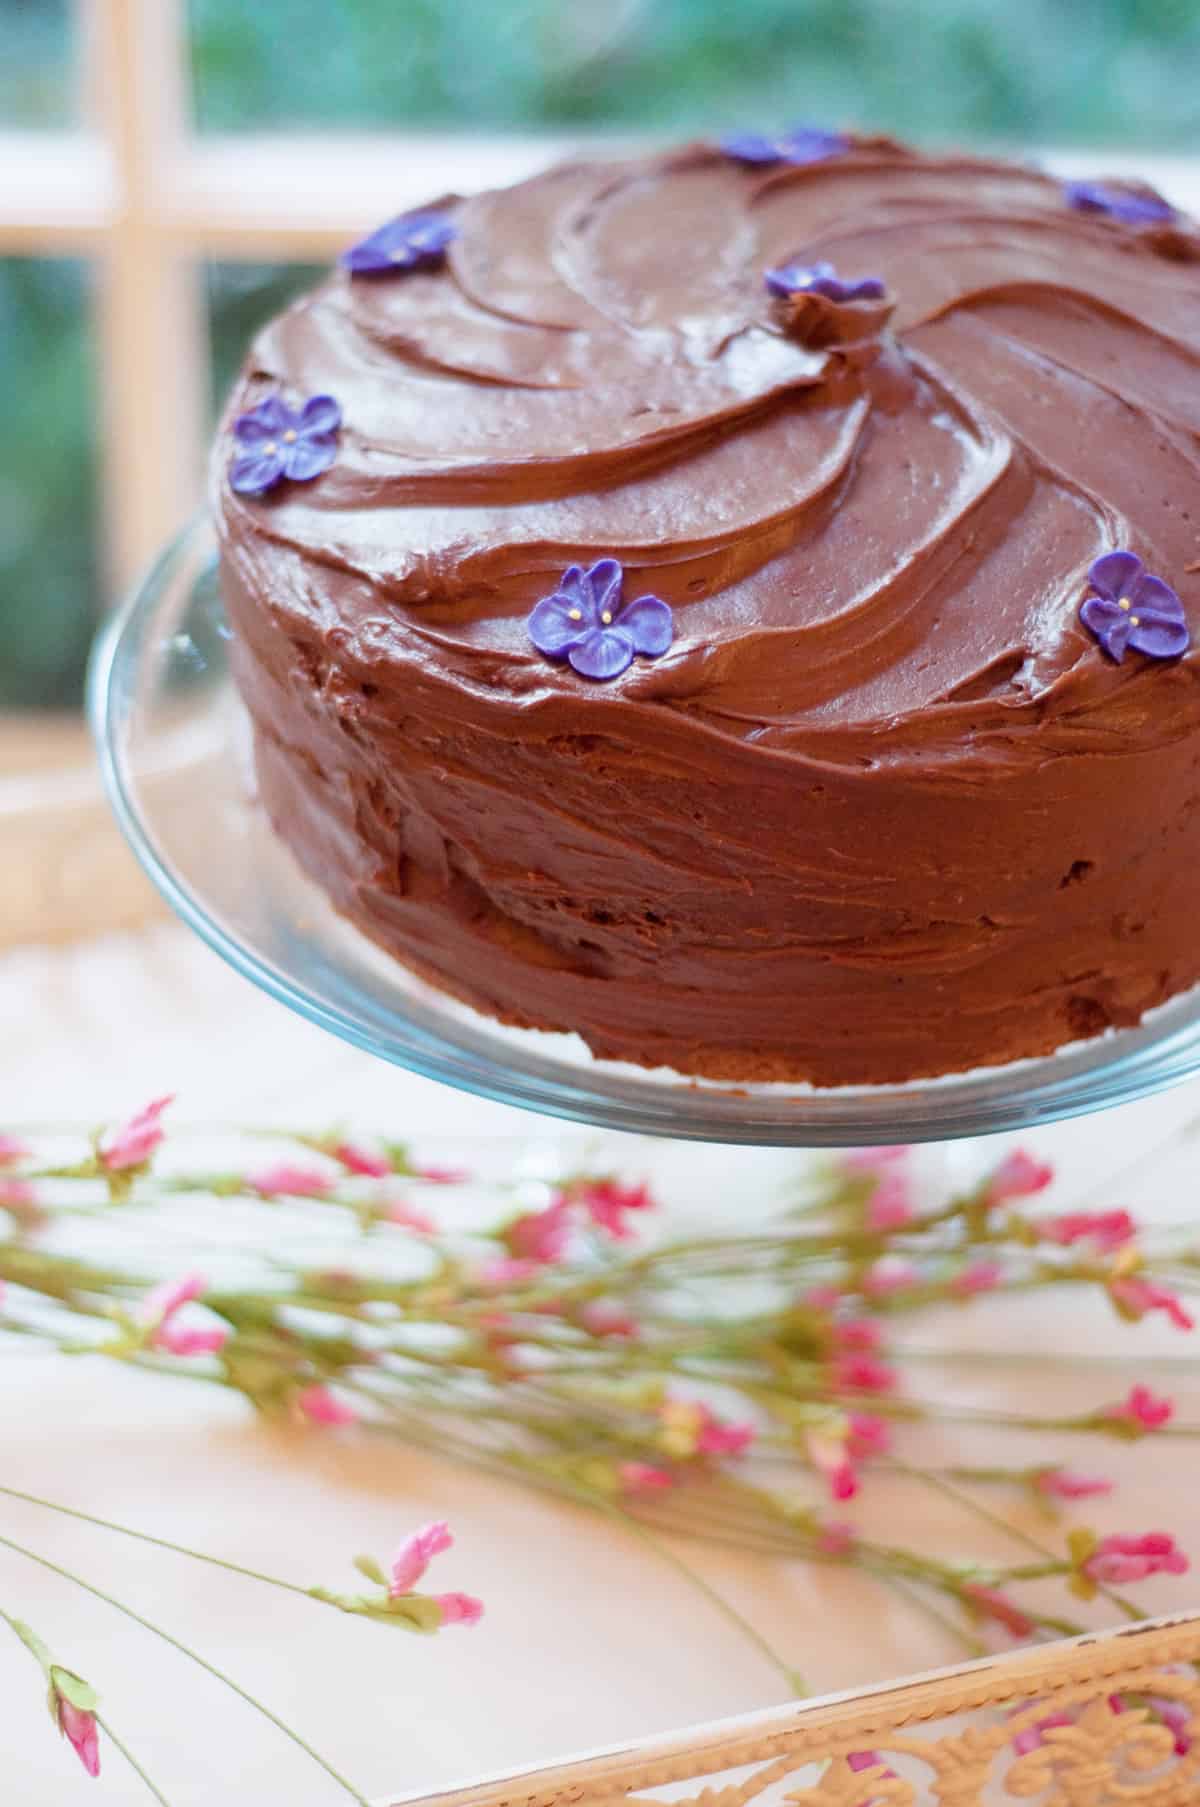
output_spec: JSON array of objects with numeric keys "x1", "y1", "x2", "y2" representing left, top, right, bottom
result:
[{"x1": 213, "y1": 133, "x2": 1200, "y2": 1085}]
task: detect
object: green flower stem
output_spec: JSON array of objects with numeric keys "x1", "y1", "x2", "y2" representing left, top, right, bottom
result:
[
  {"x1": 893, "y1": 1464, "x2": 1148, "y2": 1623},
  {"x1": 0, "y1": 1604, "x2": 174, "y2": 1805},
  {"x1": 561, "y1": 1479, "x2": 805, "y2": 1697},
  {"x1": 0, "y1": 1530, "x2": 371, "y2": 1806},
  {"x1": 0, "y1": 1482, "x2": 320, "y2": 1606},
  {"x1": 352, "y1": 1381, "x2": 801, "y2": 1677},
  {"x1": 865, "y1": 1572, "x2": 989, "y2": 1659},
  {"x1": 356, "y1": 1380, "x2": 1043, "y2": 1651},
  {"x1": 6, "y1": 1121, "x2": 1200, "y2": 1684},
  {"x1": 93, "y1": 1714, "x2": 174, "y2": 1806}
]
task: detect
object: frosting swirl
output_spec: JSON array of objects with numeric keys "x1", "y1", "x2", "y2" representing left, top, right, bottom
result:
[{"x1": 215, "y1": 139, "x2": 1200, "y2": 1084}]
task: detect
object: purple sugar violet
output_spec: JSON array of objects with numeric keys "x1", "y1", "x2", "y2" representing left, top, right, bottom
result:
[
  {"x1": 1064, "y1": 180, "x2": 1176, "y2": 226},
  {"x1": 720, "y1": 124, "x2": 849, "y2": 167},
  {"x1": 1079, "y1": 551, "x2": 1189, "y2": 663},
  {"x1": 229, "y1": 394, "x2": 341, "y2": 496},
  {"x1": 764, "y1": 258, "x2": 886, "y2": 302},
  {"x1": 528, "y1": 559, "x2": 673, "y2": 681},
  {"x1": 341, "y1": 209, "x2": 458, "y2": 275}
]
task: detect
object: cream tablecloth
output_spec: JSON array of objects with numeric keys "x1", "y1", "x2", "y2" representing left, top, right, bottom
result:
[{"x1": 2, "y1": 925, "x2": 1200, "y2": 1806}]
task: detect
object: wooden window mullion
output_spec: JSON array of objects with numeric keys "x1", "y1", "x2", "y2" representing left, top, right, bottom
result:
[{"x1": 83, "y1": 0, "x2": 209, "y2": 594}]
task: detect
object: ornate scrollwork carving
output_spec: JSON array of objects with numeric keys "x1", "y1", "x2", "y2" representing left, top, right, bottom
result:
[{"x1": 401, "y1": 1617, "x2": 1200, "y2": 1807}]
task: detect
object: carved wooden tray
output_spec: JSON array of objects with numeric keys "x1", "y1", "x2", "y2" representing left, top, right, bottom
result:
[{"x1": 393, "y1": 1614, "x2": 1200, "y2": 1807}]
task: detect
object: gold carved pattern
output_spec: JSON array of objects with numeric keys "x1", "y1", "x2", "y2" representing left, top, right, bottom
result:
[{"x1": 396, "y1": 1616, "x2": 1200, "y2": 1807}]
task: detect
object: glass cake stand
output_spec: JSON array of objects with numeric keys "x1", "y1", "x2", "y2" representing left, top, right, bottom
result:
[{"x1": 89, "y1": 515, "x2": 1200, "y2": 1147}]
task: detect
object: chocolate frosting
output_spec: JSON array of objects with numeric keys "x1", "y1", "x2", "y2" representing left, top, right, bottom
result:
[{"x1": 215, "y1": 139, "x2": 1200, "y2": 1084}]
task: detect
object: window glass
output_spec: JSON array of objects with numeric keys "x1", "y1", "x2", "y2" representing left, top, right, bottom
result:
[
  {"x1": 0, "y1": 0, "x2": 78, "y2": 127},
  {"x1": 0, "y1": 260, "x2": 99, "y2": 712},
  {"x1": 189, "y1": 0, "x2": 1200, "y2": 145},
  {"x1": 206, "y1": 261, "x2": 325, "y2": 419}
]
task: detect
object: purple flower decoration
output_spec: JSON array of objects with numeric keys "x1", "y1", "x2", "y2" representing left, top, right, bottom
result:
[
  {"x1": 1064, "y1": 180, "x2": 1176, "y2": 226},
  {"x1": 340, "y1": 209, "x2": 458, "y2": 276},
  {"x1": 764, "y1": 258, "x2": 886, "y2": 301},
  {"x1": 229, "y1": 394, "x2": 341, "y2": 497},
  {"x1": 528, "y1": 559, "x2": 673, "y2": 681},
  {"x1": 1079, "y1": 551, "x2": 1189, "y2": 663},
  {"x1": 719, "y1": 124, "x2": 849, "y2": 167}
]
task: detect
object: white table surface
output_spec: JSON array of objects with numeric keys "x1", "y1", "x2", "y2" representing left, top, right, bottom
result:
[{"x1": 3, "y1": 924, "x2": 1200, "y2": 1805}]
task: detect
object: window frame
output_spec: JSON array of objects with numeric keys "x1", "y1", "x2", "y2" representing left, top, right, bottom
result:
[
  {"x1": 0, "y1": 0, "x2": 1198, "y2": 598},
  {"x1": 0, "y1": 0, "x2": 577, "y2": 595}
]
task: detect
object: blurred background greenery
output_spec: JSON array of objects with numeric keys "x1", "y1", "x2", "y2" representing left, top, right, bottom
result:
[{"x1": 4, "y1": 0, "x2": 1200, "y2": 710}]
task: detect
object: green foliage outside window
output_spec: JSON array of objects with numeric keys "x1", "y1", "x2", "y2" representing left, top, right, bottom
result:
[{"x1": 4, "y1": 0, "x2": 1200, "y2": 709}]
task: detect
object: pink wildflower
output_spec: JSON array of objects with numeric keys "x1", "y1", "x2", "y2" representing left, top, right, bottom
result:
[
  {"x1": 1035, "y1": 1468, "x2": 1113, "y2": 1501},
  {"x1": 964, "y1": 1584, "x2": 1034, "y2": 1639},
  {"x1": 152, "y1": 1315, "x2": 225, "y2": 1358},
  {"x1": 846, "y1": 1749, "x2": 896, "y2": 1799},
  {"x1": 847, "y1": 1413, "x2": 892, "y2": 1458},
  {"x1": 817, "y1": 1520, "x2": 857, "y2": 1557},
  {"x1": 296, "y1": 1385, "x2": 357, "y2": 1426},
  {"x1": 478, "y1": 1256, "x2": 541, "y2": 1289},
  {"x1": 833, "y1": 1318, "x2": 883, "y2": 1352},
  {"x1": 382, "y1": 1199, "x2": 436, "y2": 1234},
  {"x1": 479, "y1": 1312, "x2": 525, "y2": 1367},
  {"x1": 575, "y1": 1178, "x2": 655, "y2": 1240},
  {"x1": 1084, "y1": 1531, "x2": 1189, "y2": 1585},
  {"x1": 986, "y1": 1149, "x2": 1054, "y2": 1204},
  {"x1": 951, "y1": 1260, "x2": 1004, "y2": 1299},
  {"x1": 866, "y1": 1173, "x2": 914, "y2": 1232},
  {"x1": 141, "y1": 1273, "x2": 206, "y2": 1321},
  {"x1": 1011, "y1": 1710, "x2": 1074, "y2": 1757},
  {"x1": 827, "y1": 1461, "x2": 858, "y2": 1503},
  {"x1": 0, "y1": 1178, "x2": 42, "y2": 1235},
  {"x1": 138, "y1": 1273, "x2": 229, "y2": 1358},
  {"x1": 389, "y1": 1521, "x2": 453, "y2": 1595},
  {"x1": 579, "y1": 1301, "x2": 639, "y2": 1338},
  {"x1": 831, "y1": 1353, "x2": 897, "y2": 1394},
  {"x1": 158, "y1": 1324, "x2": 228, "y2": 1356},
  {"x1": 809, "y1": 1434, "x2": 858, "y2": 1502},
  {"x1": 332, "y1": 1140, "x2": 392, "y2": 1178},
  {"x1": 1148, "y1": 1696, "x2": 1192, "y2": 1756},
  {"x1": 99, "y1": 1095, "x2": 173, "y2": 1172},
  {"x1": 433, "y1": 1591, "x2": 484, "y2": 1627},
  {"x1": 696, "y1": 1407, "x2": 755, "y2": 1456},
  {"x1": 658, "y1": 1399, "x2": 755, "y2": 1459},
  {"x1": 1111, "y1": 1276, "x2": 1195, "y2": 1333},
  {"x1": 251, "y1": 1164, "x2": 332, "y2": 1199},
  {"x1": 54, "y1": 1688, "x2": 100, "y2": 1779},
  {"x1": 506, "y1": 1198, "x2": 571, "y2": 1265},
  {"x1": 618, "y1": 1461, "x2": 675, "y2": 1493},
  {"x1": 1106, "y1": 1383, "x2": 1174, "y2": 1431},
  {"x1": 412, "y1": 1165, "x2": 468, "y2": 1185},
  {"x1": 0, "y1": 1134, "x2": 29, "y2": 1165},
  {"x1": 1039, "y1": 1209, "x2": 1137, "y2": 1253},
  {"x1": 862, "y1": 1257, "x2": 917, "y2": 1298}
]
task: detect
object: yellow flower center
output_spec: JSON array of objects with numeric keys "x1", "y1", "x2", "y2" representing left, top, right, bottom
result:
[
  {"x1": 282, "y1": 429, "x2": 297, "y2": 443},
  {"x1": 1118, "y1": 597, "x2": 1131, "y2": 611},
  {"x1": 263, "y1": 441, "x2": 277, "y2": 455},
  {"x1": 657, "y1": 1399, "x2": 703, "y2": 1458},
  {"x1": 568, "y1": 608, "x2": 583, "y2": 622},
  {"x1": 600, "y1": 611, "x2": 613, "y2": 625}
]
